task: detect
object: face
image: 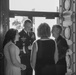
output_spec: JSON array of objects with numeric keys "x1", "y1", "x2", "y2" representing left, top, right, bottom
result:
[
  {"x1": 24, "y1": 22, "x2": 32, "y2": 32},
  {"x1": 15, "y1": 32, "x2": 20, "y2": 42},
  {"x1": 52, "y1": 27, "x2": 59, "y2": 39}
]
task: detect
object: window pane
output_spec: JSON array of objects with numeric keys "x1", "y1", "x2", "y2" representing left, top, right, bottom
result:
[{"x1": 9, "y1": 0, "x2": 59, "y2": 12}]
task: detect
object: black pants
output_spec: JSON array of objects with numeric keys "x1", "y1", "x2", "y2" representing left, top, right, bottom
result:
[
  {"x1": 56, "y1": 58, "x2": 67, "y2": 75},
  {"x1": 20, "y1": 51, "x2": 33, "y2": 75},
  {"x1": 35, "y1": 65, "x2": 56, "y2": 75},
  {"x1": 21, "y1": 67, "x2": 32, "y2": 75}
]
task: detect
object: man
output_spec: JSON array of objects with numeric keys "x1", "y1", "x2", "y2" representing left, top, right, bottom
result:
[
  {"x1": 52, "y1": 25, "x2": 69, "y2": 75},
  {"x1": 16, "y1": 19, "x2": 36, "y2": 75}
]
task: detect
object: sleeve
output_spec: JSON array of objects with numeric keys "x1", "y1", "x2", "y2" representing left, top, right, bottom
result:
[
  {"x1": 58, "y1": 38, "x2": 69, "y2": 59},
  {"x1": 9, "y1": 44, "x2": 22, "y2": 68},
  {"x1": 60, "y1": 39, "x2": 69, "y2": 55},
  {"x1": 30, "y1": 41, "x2": 38, "y2": 69}
]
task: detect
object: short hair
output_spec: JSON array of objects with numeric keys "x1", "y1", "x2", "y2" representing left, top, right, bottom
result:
[
  {"x1": 37, "y1": 23, "x2": 51, "y2": 38},
  {"x1": 3, "y1": 29, "x2": 18, "y2": 48},
  {"x1": 52, "y1": 25, "x2": 62, "y2": 34},
  {"x1": 23, "y1": 19, "x2": 32, "y2": 27}
]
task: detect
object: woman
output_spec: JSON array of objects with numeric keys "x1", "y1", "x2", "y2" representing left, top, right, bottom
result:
[
  {"x1": 30, "y1": 23, "x2": 57, "y2": 75},
  {"x1": 3, "y1": 29, "x2": 26, "y2": 75}
]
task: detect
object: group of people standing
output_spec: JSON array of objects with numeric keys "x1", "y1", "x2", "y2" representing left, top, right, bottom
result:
[{"x1": 3, "y1": 19, "x2": 69, "y2": 75}]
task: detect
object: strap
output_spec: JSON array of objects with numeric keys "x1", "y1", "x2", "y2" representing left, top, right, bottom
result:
[{"x1": 30, "y1": 40, "x2": 38, "y2": 69}]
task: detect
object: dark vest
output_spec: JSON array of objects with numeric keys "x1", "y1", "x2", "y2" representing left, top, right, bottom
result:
[{"x1": 35, "y1": 39, "x2": 55, "y2": 68}]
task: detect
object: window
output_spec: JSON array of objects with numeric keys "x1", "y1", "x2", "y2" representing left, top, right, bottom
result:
[
  {"x1": 9, "y1": 0, "x2": 59, "y2": 12},
  {"x1": 9, "y1": 0, "x2": 59, "y2": 39}
]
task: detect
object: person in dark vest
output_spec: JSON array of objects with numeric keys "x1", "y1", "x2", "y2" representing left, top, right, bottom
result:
[
  {"x1": 16, "y1": 19, "x2": 36, "y2": 75},
  {"x1": 30, "y1": 23, "x2": 57, "y2": 75},
  {"x1": 52, "y1": 25, "x2": 69, "y2": 75}
]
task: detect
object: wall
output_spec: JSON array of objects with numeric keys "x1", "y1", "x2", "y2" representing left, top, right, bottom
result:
[{"x1": 59, "y1": 0, "x2": 76, "y2": 74}]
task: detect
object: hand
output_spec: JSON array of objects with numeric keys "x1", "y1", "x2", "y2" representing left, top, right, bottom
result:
[
  {"x1": 55, "y1": 58, "x2": 58, "y2": 64},
  {"x1": 28, "y1": 45, "x2": 32, "y2": 50},
  {"x1": 21, "y1": 64, "x2": 26, "y2": 70}
]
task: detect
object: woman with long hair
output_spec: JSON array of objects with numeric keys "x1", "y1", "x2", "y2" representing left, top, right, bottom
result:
[{"x1": 3, "y1": 29, "x2": 26, "y2": 75}]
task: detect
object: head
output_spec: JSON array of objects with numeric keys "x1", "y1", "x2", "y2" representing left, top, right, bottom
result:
[
  {"x1": 23, "y1": 19, "x2": 32, "y2": 32},
  {"x1": 52, "y1": 25, "x2": 62, "y2": 39},
  {"x1": 37, "y1": 23, "x2": 51, "y2": 38},
  {"x1": 3, "y1": 29, "x2": 20, "y2": 48}
]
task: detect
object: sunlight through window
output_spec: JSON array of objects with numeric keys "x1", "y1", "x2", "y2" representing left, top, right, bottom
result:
[{"x1": 9, "y1": 0, "x2": 59, "y2": 12}]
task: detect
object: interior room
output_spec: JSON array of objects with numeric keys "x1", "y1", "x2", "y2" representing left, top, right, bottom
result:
[{"x1": 0, "y1": 0, "x2": 76, "y2": 75}]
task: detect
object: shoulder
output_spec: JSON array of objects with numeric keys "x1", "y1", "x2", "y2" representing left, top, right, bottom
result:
[
  {"x1": 59, "y1": 36, "x2": 68, "y2": 46},
  {"x1": 61, "y1": 36, "x2": 67, "y2": 43},
  {"x1": 32, "y1": 40, "x2": 38, "y2": 52},
  {"x1": 49, "y1": 39, "x2": 55, "y2": 46},
  {"x1": 32, "y1": 40, "x2": 38, "y2": 45},
  {"x1": 50, "y1": 39, "x2": 55, "y2": 42},
  {"x1": 46, "y1": 39, "x2": 55, "y2": 44},
  {"x1": 19, "y1": 30, "x2": 24, "y2": 34},
  {"x1": 32, "y1": 40, "x2": 39, "y2": 48},
  {"x1": 8, "y1": 42, "x2": 16, "y2": 51}
]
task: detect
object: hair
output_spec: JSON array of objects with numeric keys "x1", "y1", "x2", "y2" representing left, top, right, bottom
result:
[
  {"x1": 23, "y1": 19, "x2": 32, "y2": 27},
  {"x1": 3, "y1": 29, "x2": 18, "y2": 48},
  {"x1": 52, "y1": 25, "x2": 62, "y2": 34},
  {"x1": 37, "y1": 23, "x2": 51, "y2": 38}
]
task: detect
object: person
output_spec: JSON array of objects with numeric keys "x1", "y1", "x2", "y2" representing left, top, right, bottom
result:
[
  {"x1": 30, "y1": 23, "x2": 57, "y2": 75},
  {"x1": 3, "y1": 29, "x2": 26, "y2": 75},
  {"x1": 16, "y1": 19, "x2": 36, "y2": 75},
  {"x1": 52, "y1": 25, "x2": 69, "y2": 75}
]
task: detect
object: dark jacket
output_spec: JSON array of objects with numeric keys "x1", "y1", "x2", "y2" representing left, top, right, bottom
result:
[
  {"x1": 56, "y1": 35, "x2": 69, "y2": 60},
  {"x1": 56, "y1": 35, "x2": 69, "y2": 74},
  {"x1": 16, "y1": 29, "x2": 36, "y2": 75},
  {"x1": 16, "y1": 29, "x2": 36, "y2": 49}
]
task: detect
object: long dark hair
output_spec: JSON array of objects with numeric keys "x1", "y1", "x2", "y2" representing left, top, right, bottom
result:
[{"x1": 3, "y1": 29, "x2": 17, "y2": 49}]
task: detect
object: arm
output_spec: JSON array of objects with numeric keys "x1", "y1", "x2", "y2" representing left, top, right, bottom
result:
[
  {"x1": 58, "y1": 39, "x2": 69, "y2": 59},
  {"x1": 54, "y1": 41, "x2": 58, "y2": 64},
  {"x1": 9, "y1": 44, "x2": 26, "y2": 70},
  {"x1": 61, "y1": 39, "x2": 69, "y2": 54},
  {"x1": 30, "y1": 41, "x2": 38, "y2": 69}
]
